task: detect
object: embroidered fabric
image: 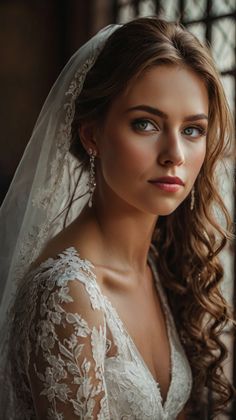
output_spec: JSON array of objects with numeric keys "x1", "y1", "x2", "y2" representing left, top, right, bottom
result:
[
  {"x1": 0, "y1": 23, "x2": 120, "y2": 330},
  {"x1": 0, "y1": 22, "x2": 193, "y2": 420},
  {"x1": 0, "y1": 25, "x2": 121, "y2": 418},
  {"x1": 6, "y1": 247, "x2": 192, "y2": 420}
]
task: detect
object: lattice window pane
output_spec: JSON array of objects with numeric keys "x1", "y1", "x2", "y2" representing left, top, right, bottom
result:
[
  {"x1": 160, "y1": 0, "x2": 180, "y2": 20},
  {"x1": 186, "y1": 22, "x2": 206, "y2": 44},
  {"x1": 117, "y1": 3, "x2": 136, "y2": 23},
  {"x1": 211, "y1": 0, "x2": 236, "y2": 16},
  {"x1": 212, "y1": 17, "x2": 236, "y2": 72},
  {"x1": 184, "y1": 0, "x2": 206, "y2": 20},
  {"x1": 118, "y1": 0, "x2": 131, "y2": 5},
  {"x1": 221, "y1": 75, "x2": 235, "y2": 112},
  {"x1": 113, "y1": 2, "x2": 236, "y2": 418},
  {"x1": 139, "y1": 0, "x2": 156, "y2": 16},
  {"x1": 220, "y1": 237, "x2": 235, "y2": 305},
  {"x1": 220, "y1": 330, "x2": 234, "y2": 416}
]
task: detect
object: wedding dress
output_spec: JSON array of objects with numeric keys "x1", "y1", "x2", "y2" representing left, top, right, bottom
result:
[
  {"x1": 5, "y1": 246, "x2": 192, "y2": 419},
  {"x1": 0, "y1": 22, "x2": 193, "y2": 420}
]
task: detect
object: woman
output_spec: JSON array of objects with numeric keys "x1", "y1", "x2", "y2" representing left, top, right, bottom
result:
[{"x1": 0, "y1": 17, "x2": 235, "y2": 420}]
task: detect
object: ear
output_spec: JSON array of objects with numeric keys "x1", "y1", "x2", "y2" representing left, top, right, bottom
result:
[{"x1": 79, "y1": 122, "x2": 99, "y2": 156}]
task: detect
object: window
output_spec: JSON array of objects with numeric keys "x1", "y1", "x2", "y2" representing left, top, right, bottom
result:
[{"x1": 113, "y1": 1, "x2": 236, "y2": 418}]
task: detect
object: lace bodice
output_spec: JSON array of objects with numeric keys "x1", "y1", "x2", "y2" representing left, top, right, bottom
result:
[{"x1": 6, "y1": 247, "x2": 192, "y2": 419}]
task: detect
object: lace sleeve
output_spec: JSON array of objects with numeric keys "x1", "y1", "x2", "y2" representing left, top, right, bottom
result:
[{"x1": 27, "y1": 261, "x2": 110, "y2": 420}]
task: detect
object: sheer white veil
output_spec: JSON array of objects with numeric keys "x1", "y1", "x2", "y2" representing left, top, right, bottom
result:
[{"x1": 0, "y1": 22, "x2": 121, "y2": 378}]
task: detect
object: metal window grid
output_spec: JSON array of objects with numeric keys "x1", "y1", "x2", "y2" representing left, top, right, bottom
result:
[{"x1": 112, "y1": 1, "x2": 236, "y2": 418}]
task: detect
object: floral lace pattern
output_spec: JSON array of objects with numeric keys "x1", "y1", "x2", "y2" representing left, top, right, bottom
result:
[
  {"x1": 14, "y1": 54, "x2": 99, "y2": 286},
  {"x1": 8, "y1": 247, "x2": 192, "y2": 419}
]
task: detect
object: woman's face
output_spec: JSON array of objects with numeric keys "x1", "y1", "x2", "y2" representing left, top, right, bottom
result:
[{"x1": 95, "y1": 64, "x2": 208, "y2": 215}]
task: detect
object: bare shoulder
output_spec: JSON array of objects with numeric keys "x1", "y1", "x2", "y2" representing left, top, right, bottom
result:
[
  {"x1": 31, "y1": 215, "x2": 102, "y2": 271},
  {"x1": 31, "y1": 221, "x2": 80, "y2": 270}
]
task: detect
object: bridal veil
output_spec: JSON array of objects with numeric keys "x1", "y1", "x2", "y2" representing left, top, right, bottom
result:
[{"x1": 0, "y1": 23, "x2": 121, "y2": 411}]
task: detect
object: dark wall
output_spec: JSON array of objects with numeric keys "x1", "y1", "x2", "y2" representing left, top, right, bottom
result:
[{"x1": 0, "y1": 0, "x2": 110, "y2": 204}]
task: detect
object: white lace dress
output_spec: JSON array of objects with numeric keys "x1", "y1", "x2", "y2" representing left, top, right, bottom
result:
[{"x1": 6, "y1": 246, "x2": 192, "y2": 420}]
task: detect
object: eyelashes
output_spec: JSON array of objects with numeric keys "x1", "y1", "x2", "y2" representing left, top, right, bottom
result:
[
  {"x1": 131, "y1": 118, "x2": 159, "y2": 131},
  {"x1": 182, "y1": 126, "x2": 207, "y2": 137},
  {"x1": 131, "y1": 119, "x2": 156, "y2": 132},
  {"x1": 131, "y1": 118, "x2": 207, "y2": 138}
]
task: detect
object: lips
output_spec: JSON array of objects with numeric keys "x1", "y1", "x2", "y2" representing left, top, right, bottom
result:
[{"x1": 149, "y1": 176, "x2": 185, "y2": 186}]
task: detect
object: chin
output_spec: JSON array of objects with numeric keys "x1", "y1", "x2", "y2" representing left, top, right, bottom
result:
[{"x1": 150, "y1": 203, "x2": 180, "y2": 216}]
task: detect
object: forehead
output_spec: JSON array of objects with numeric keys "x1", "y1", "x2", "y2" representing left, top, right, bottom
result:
[{"x1": 110, "y1": 64, "x2": 209, "y2": 118}]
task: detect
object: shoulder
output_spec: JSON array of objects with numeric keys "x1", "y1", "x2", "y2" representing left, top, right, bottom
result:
[
  {"x1": 24, "y1": 246, "x2": 105, "y2": 314},
  {"x1": 29, "y1": 248, "x2": 107, "y2": 348}
]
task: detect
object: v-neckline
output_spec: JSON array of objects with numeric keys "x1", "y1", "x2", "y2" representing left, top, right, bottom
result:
[
  {"x1": 35, "y1": 245, "x2": 174, "y2": 412},
  {"x1": 70, "y1": 245, "x2": 175, "y2": 411}
]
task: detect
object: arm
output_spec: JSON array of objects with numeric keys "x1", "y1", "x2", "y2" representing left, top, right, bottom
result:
[{"x1": 28, "y1": 273, "x2": 109, "y2": 419}]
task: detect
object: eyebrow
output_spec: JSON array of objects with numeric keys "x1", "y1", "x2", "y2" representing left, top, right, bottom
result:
[{"x1": 126, "y1": 105, "x2": 208, "y2": 122}]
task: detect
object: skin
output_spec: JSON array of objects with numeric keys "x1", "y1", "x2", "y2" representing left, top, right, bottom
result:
[
  {"x1": 36, "y1": 64, "x2": 208, "y2": 416},
  {"x1": 76, "y1": 64, "x2": 208, "y2": 276}
]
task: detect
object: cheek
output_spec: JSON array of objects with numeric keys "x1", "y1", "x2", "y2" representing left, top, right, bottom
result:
[
  {"x1": 188, "y1": 142, "x2": 206, "y2": 179},
  {"x1": 101, "y1": 130, "x2": 154, "y2": 178}
]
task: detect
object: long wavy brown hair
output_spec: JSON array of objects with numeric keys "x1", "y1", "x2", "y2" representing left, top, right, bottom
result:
[{"x1": 69, "y1": 17, "x2": 236, "y2": 418}]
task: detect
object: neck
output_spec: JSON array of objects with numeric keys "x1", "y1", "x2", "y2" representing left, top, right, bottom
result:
[{"x1": 76, "y1": 185, "x2": 158, "y2": 275}]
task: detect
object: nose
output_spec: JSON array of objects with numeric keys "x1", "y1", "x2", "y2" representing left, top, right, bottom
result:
[{"x1": 158, "y1": 129, "x2": 185, "y2": 167}]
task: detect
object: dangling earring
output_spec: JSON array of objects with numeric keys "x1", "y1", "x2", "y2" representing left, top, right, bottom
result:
[
  {"x1": 87, "y1": 148, "x2": 97, "y2": 208},
  {"x1": 190, "y1": 185, "x2": 195, "y2": 211}
]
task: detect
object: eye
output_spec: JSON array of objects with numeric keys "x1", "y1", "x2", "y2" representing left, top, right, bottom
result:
[
  {"x1": 183, "y1": 126, "x2": 207, "y2": 138},
  {"x1": 131, "y1": 118, "x2": 157, "y2": 132}
]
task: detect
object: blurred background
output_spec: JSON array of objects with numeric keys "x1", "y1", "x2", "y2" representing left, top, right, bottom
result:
[{"x1": 0, "y1": 0, "x2": 235, "y2": 418}]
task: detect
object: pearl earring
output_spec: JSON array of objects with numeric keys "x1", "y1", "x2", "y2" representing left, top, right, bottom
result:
[{"x1": 88, "y1": 148, "x2": 97, "y2": 208}]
